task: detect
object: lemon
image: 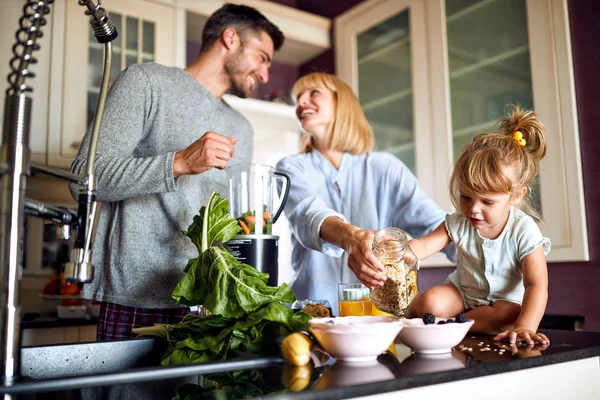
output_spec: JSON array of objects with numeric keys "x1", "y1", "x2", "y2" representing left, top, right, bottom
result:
[{"x1": 281, "y1": 332, "x2": 313, "y2": 366}]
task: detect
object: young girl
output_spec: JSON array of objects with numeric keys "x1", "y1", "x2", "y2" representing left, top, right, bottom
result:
[{"x1": 406, "y1": 105, "x2": 550, "y2": 345}]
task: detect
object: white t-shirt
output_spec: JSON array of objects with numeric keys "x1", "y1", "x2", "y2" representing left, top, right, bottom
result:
[{"x1": 445, "y1": 207, "x2": 551, "y2": 309}]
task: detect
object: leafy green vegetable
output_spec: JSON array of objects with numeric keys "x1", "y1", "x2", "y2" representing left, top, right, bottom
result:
[
  {"x1": 139, "y1": 192, "x2": 310, "y2": 365},
  {"x1": 172, "y1": 194, "x2": 295, "y2": 318}
]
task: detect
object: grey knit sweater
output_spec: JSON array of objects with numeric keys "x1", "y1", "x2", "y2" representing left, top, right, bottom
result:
[{"x1": 71, "y1": 63, "x2": 253, "y2": 308}]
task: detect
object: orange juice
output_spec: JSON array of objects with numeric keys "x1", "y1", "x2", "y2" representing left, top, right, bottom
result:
[
  {"x1": 371, "y1": 305, "x2": 398, "y2": 356},
  {"x1": 338, "y1": 299, "x2": 372, "y2": 316},
  {"x1": 371, "y1": 304, "x2": 394, "y2": 317}
]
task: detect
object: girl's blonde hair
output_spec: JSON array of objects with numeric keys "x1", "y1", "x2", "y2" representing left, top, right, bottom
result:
[
  {"x1": 291, "y1": 72, "x2": 374, "y2": 154},
  {"x1": 449, "y1": 105, "x2": 547, "y2": 220}
]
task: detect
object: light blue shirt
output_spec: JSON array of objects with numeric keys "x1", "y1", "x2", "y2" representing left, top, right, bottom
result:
[
  {"x1": 276, "y1": 151, "x2": 456, "y2": 315},
  {"x1": 445, "y1": 207, "x2": 551, "y2": 309}
]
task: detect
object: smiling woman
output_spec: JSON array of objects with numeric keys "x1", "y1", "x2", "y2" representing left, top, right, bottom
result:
[{"x1": 276, "y1": 72, "x2": 456, "y2": 316}]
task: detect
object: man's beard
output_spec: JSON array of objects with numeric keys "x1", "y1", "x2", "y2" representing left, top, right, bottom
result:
[{"x1": 225, "y1": 48, "x2": 252, "y2": 98}]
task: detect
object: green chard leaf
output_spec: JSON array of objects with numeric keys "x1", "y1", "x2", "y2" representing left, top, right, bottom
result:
[
  {"x1": 154, "y1": 192, "x2": 310, "y2": 366},
  {"x1": 182, "y1": 192, "x2": 241, "y2": 253}
]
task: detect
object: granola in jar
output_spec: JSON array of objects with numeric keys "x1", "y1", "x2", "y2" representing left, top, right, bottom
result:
[{"x1": 370, "y1": 228, "x2": 419, "y2": 316}]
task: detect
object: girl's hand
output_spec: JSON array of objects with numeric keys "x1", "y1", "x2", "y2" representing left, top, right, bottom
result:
[
  {"x1": 493, "y1": 326, "x2": 550, "y2": 345},
  {"x1": 495, "y1": 341, "x2": 549, "y2": 358},
  {"x1": 341, "y1": 228, "x2": 387, "y2": 289}
]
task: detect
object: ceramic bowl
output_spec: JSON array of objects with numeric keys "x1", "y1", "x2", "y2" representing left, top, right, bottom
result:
[
  {"x1": 398, "y1": 317, "x2": 474, "y2": 354},
  {"x1": 308, "y1": 316, "x2": 403, "y2": 363}
]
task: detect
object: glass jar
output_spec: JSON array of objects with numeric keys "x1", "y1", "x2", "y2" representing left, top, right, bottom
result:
[{"x1": 370, "y1": 227, "x2": 419, "y2": 316}]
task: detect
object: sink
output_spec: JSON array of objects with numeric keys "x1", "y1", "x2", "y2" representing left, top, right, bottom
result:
[
  {"x1": 2, "y1": 339, "x2": 282, "y2": 396},
  {"x1": 21, "y1": 338, "x2": 165, "y2": 379}
]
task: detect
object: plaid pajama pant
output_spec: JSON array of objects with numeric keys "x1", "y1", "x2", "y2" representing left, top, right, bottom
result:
[{"x1": 96, "y1": 301, "x2": 193, "y2": 341}]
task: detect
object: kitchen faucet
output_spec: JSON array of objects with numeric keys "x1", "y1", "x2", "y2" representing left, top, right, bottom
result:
[{"x1": 0, "y1": 0, "x2": 118, "y2": 383}]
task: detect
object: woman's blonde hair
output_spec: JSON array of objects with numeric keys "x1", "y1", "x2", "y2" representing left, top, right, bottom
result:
[
  {"x1": 449, "y1": 105, "x2": 547, "y2": 220},
  {"x1": 291, "y1": 72, "x2": 374, "y2": 154}
]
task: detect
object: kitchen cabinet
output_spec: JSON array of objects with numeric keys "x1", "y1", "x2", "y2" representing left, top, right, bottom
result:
[
  {"x1": 335, "y1": 0, "x2": 587, "y2": 263},
  {"x1": 49, "y1": 0, "x2": 176, "y2": 168}
]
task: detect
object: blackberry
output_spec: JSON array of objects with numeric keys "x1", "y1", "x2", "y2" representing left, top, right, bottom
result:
[
  {"x1": 423, "y1": 313, "x2": 436, "y2": 325},
  {"x1": 437, "y1": 320, "x2": 447, "y2": 325},
  {"x1": 455, "y1": 314, "x2": 468, "y2": 323},
  {"x1": 445, "y1": 319, "x2": 455, "y2": 323}
]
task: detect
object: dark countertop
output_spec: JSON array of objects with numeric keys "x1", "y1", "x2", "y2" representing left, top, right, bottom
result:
[
  {"x1": 21, "y1": 312, "x2": 97, "y2": 329},
  {"x1": 3, "y1": 329, "x2": 600, "y2": 399}
]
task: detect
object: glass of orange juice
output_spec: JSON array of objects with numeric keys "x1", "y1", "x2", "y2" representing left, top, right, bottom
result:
[{"x1": 337, "y1": 283, "x2": 372, "y2": 316}]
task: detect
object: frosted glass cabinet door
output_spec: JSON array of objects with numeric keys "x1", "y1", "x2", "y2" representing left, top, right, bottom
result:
[
  {"x1": 335, "y1": 0, "x2": 435, "y2": 196},
  {"x1": 445, "y1": 0, "x2": 542, "y2": 211},
  {"x1": 357, "y1": 10, "x2": 415, "y2": 173},
  {"x1": 446, "y1": 0, "x2": 533, "y2": 156}
]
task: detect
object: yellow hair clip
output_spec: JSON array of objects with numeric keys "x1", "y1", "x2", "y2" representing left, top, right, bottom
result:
[{"x1": 512, "y1": 131, "x2": 526, "y2": 146}]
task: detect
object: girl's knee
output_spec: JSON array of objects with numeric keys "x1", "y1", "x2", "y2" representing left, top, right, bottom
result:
[{"x1": 408, "y1": 285, "x2": 462, "y2": 317}]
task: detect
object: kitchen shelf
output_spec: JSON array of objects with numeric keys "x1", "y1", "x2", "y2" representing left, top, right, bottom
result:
[
  {"x1": 448, "y1": 45, "x2": 531, "y2": 81},
  {"x1": 453, "y1": 119, "x2": 496, "y2": 138},
  {"x1": 90, "y1": 42, "x2": 153, "y2": 60},
  {"x1": 446, "y1": 0, "x2": 499, "y2": 24},
  {"x1": 358, "y1": 37, "x2": 409, "y2": 65},
  {"x1": 449, "y1": 45, "x2": 529, "y2": 80},
  {"x1": 362, "y1": 87, "x2": 412, "y2": 112},
  {"x1": 383, "y1": 141, "x2": 414, "y2": 154}
]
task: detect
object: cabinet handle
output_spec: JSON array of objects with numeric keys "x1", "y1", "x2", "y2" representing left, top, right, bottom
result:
[{"x1": 71, "y1": 141, "x2": 81, "y2": 150}]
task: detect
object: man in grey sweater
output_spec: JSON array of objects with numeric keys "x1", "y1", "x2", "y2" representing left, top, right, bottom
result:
[{"x1": 70, "y1": 4, "x2": 284, "y2": 340}]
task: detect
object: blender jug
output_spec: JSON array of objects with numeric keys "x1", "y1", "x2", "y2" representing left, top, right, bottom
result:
[
  {"x1": 225, "y1": 163, "x2": 289, "y2": 234},
  {"x1": 223, "y1": 164, "x2": 290, "y2": 287}
]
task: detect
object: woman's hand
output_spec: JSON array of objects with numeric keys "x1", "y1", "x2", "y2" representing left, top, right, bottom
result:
[
  {"x1": 340, "y1": 227, "x2": 387, "y2": 289},
  {"x1": 493, "y1": 326, "x2": 550, "y2": 345}
]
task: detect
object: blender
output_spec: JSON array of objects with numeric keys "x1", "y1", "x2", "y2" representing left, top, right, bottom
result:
[{"x1": 223, "y1": 163, "x2": 290, "y2": 286}]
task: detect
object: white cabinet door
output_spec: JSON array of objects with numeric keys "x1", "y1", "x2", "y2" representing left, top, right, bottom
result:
[
  {"x1": 336, "y1": 0, "x2": 588, "y2": 262},
  {"x1": 51, "y1": 0, "x2": 175, "y2": 168}
]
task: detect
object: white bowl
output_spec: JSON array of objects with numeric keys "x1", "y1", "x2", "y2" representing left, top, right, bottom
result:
[
  {"x1": 398, "y1": 317, "x2": 474, "y2": 354},
  {"x1": 309, "y1": 316, "x2": 403, "y2": 363}
]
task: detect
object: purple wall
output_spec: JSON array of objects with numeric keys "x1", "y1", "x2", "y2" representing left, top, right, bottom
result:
[{"x1": 297, "y1": 0, "x2": 366, "y2": 75}]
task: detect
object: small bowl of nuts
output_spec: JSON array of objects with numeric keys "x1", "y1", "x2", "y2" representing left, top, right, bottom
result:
[{"x1": 398, "y1": 313, "x2": 474, "y2": 354}]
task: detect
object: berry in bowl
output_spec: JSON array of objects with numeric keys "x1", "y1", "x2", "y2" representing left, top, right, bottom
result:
[
  {"x1": 309, "y1": 316, "x2": 403, "y2": 363},
  {"x1": 398, "y1": 313, "x2": 474, "y2": 354}
]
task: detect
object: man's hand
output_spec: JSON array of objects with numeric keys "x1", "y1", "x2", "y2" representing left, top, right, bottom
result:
[
  {"x1": 341, "y1": 227, "x2": 387, "y2": 289},
  {"x1": 173, "y1": 131, "x2": 237, "y2": 178}
]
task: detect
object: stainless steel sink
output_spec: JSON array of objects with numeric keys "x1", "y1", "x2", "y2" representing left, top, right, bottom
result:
[{"x1": 1, "y1": 339, "x2": 282, "y2": 396}]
